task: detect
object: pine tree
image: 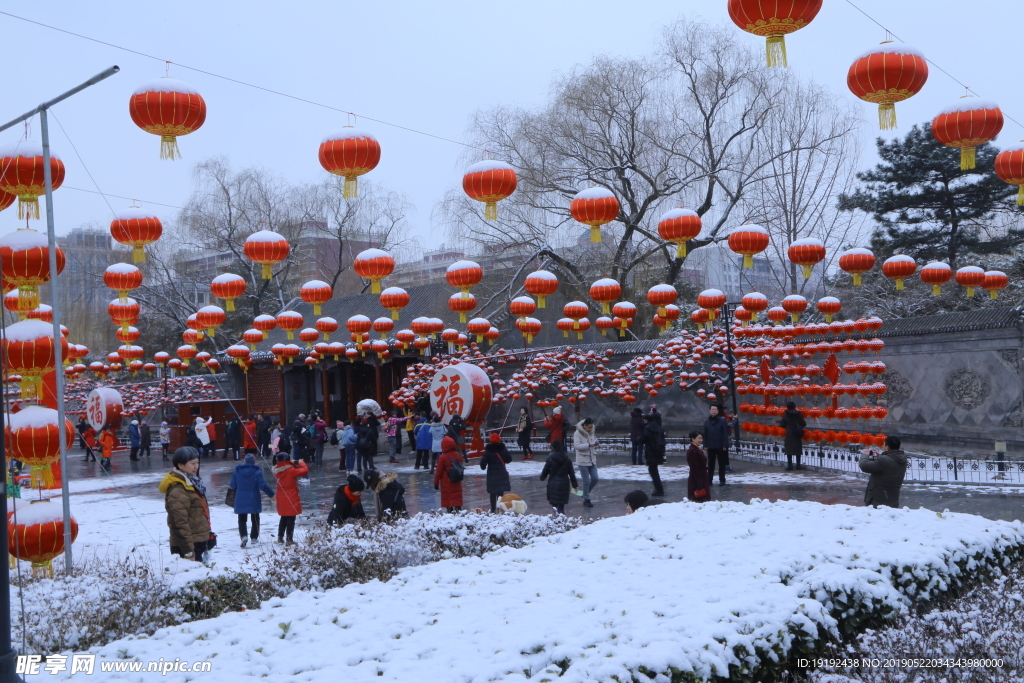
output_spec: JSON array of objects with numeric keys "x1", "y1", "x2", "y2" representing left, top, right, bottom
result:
[{"x1": 839, "y1": 124, "x2": 1021, "y2": 266}]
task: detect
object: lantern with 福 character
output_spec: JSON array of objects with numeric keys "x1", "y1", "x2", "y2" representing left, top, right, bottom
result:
[
  {"x1": 848, "y1": 43, "x2": 928, "y2": 130},
  {"x1": 210, "y1": 273, "x2": 246, "y2": 311},
  {"x1": 657, "y1": 208, "x2": 701, "y2": 257},
  {"x1": 129, "y1": 77, "x2": 207, "y2": 160},
  {"x1": 103, "y1": 263, "x2": 143, "y2": 302},
  {"x1": 353, "y1": 249, "x2": 395, "y2": 295},
  {"x1": 300, "y1": 280, "x2": 333, "y2": 315},
  {"x1": 379, "y1": 287, "x2": 408, "y2": 321},
  {"x1": 728, "y1": 224, "x2": 769, "y2": 269},
  {"x1": 0, "y1": 141, "x2": 65, "y2": 220},
  {"x1": 920, "y1": 262, "x2": 952, "y2": 295},
  {"x1": 8, "y1": 499, "x2": 79, "y2": 578},
  {"x1": 728, "y1": 0, "x2": 822, "y2": 67},
  {"x1": 932, "y1": 98, "x2": 1003, "y2": 170},
  {"x1": 1, "y1": 228, "x2": 66, "y2": 310},
  {"x1": 110, "y1": 207, "x2": 163, "y2": 263},
  {"x1": 524, "y1": 271, "x2": 558, "y2": 309},
  {"x1": 982, "y1": 271, "x2": 1008, "y2": 300},
  {"x1": 244, "y1": 231, "x2": 290, "y2": 280},
  {"x1": 463, "y1": 160, "x2": 517, "y2": 220},
  {"x1": 571, "y1": 187, "x2": 619, "y2": 243},
  {"x1": 318, "y1": 127, "x2": 381, "y2": 198}
]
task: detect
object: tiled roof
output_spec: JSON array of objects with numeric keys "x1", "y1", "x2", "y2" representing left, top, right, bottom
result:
[{"x1": 876, "y1": 307, "x2": 1023, "y2": 338}]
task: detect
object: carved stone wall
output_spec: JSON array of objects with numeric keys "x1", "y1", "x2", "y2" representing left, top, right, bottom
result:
[{"x1": 943, "y1": 367, "x2": 991, "y2": 411}]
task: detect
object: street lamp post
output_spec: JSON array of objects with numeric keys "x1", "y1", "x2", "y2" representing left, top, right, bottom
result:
[{"x1": 720, "y1": 301, "x2": 742, "y2": 445}]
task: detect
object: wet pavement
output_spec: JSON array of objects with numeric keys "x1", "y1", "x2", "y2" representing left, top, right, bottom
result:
[{"x1": 52, "y1": 445, "x2": 1024, "y2": 526}]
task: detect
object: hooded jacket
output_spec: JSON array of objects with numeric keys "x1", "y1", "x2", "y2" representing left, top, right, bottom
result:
[
  {"x1": 228, "y1": 461, "x2": 275, "y2": 514},
  {"x1": 433, "y1": 436, "x2": 464, "y2": 507},
  {"x1": 539, "y1": 445, "x2": 578, "y2": 506},
  {"x1": 779, "y1": 409, "x2": 807, "y2": 456},
  {"x1": 274, "y1": 459, "x2": 309, "y2": 516},
  {"x1": 629, "y1": 409, "x2": 645, "y2": 441},
  {"x1": 194, "y1": 417, "x2": 211, "y2": 446},
  {"x1": 643, "y1": 419, "x2": 666, "y2": 465},
  {"x1": 159, "y1": 470, "x2": 211, "y2": 549},
  {"x1": 428, "y1": 422, "x2": 446, "y2": 452},
  {"x1": 480, "y1": 441, "x2": 512, "y2": 494},
  {"x1": 414, "y1": 419, "x2": 433, "y2": 450},
  {"x1": 573, "y1": 420, "x2": 599, "y2": 467},
  {"x1": 128, "y1": 423, "x2": 141, "y2": 448},
  {"x1": 859, "y1": 449, "x2": 908, "y2": 508},
  {"x1": 369, "y1": 472, "x2": 407, "y2": 520},
  {"x1": 544, "y1": 411, "x2": 565, "y2": 443}
]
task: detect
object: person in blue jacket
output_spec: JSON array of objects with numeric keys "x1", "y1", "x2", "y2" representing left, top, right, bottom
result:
[
  {"x1": 228, "y1": 453, "x2": 275, "y2": 547},
  {"x1": 413, "y1": 415, "x2": 432, "y2": 470},
  {"x1": 128, "y1": 420, "x2": 142, "y2": 461}
]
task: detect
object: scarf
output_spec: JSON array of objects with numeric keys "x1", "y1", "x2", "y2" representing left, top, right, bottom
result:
[
  {"x1": 344, "y1": 486, "x2": 361, "y2": 505},
  {"x1": 186, "y1": 473, "x2": 207, "y2": 498}
]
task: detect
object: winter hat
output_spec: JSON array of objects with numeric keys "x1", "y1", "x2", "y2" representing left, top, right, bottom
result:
[
  {"x1": 553, "y1": 406, "x2": 562, "y2": 414},
  {"x1": 624, "y1": 489, "x2": 649, "y2": 512},
  {"x1": 161, "y1": 421, "x2": 167, "y2": 426},
  {"x1": 364, "y1": 470, "x2": 381, "y2": 490},
  {"x1": 275, "y1": 453, "x2": 291, "y2": 464},
  {"x1": 440, "y1": 436, "x2": 457, "y2": 452},
  {"x1": 131, "y1": 420, "x2": 138, "y2": 425},
  {"x1": 346, "y1": 474, "x2": 365, "y2": 492},
  {"x1": 244, "y1": 453, "x2": 256, "y2": 464},
  {"x1": 489, "y1": 432, "x2": 501, "y2": 443}
]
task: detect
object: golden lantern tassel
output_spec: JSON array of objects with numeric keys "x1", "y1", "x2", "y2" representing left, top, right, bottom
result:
[
  {"x1": 576, "y1": 331, "x2": 583, "y2": 340},
  {"x1": 619, "y1": 328, "x2": 626, "y2": 338},
  {"x1": 488, "y1": 338, "x2": 495, "y2": 346},
  {"x1": 8, "y1": 554, "x2": 15, "y2": 570},
  {"x1": 460, "y1": 312, "x2": 467, "y2": 324},
  {"x1": 344, "y1": 176, "x2": 358, "y2": 199},
  {"x1": 32, "y1": 561, "x2": 53, "y2": 580},
  {"x1": 30, "y1": 465, "x2": 55, "y2": 489},
  {"x1": 676, "y1": 242, "x2": 687, "y2": 258},
  {"x1": 966, "y1": 286, "x2": 976, "y2": 298},
  {"x1": 895, "y1": 279, "x2": 905, "y2": 291},
  {"x1": 743, "y1": 255, "x2": 753, "y2": 269},
  {"x1": 17, "y1": 197, "x2": 40, "y2": 220},
  {"x1": 484, "y1": 201, "x2": 497, "y2": 221},
  {"x1": 226, "y1": 300, "x2": 235, "y2": 312},
  {"x1": 160, "y1": 135, "x2": 182, "y2": 161},
  {"x1": 590, "y1": 226, "x2": 602, "y2": 243},
  {"x1": 825, "y1": 314, "x2": 833, "y2": 323},
  {"x1": 371, "y1": 280, "x2": 381, "y2": 294},
  {"x1": 132, "y1": 246, "x2": 146, "y2": 263},
  {"x1": 601, "y1": 303, "x2": 610, "y2": 315},
  {"x1": 765, "y1": 34, "x2": 788, "y2": 68},
  {"x1": 262, "y1": 330, "x2": 269, "y2": 340},
  {"x1": 286, "y1": 330, "x2": 295, "y2": 340},
  {"x1": 932, "y1": 285, "x2": 941, "y2": 296},
  {"x1": 878, "y1": 103, "x2": 897, "y2": 130},
  {"x1": 390, "y1": 309, "x2": 398, "y2": 321},
  {"x1": 314, "y1": 304, "x2": 322, "y2": 315},
  {"x1": 537, "y1": 296, "x2": 546, "y2": 309},
  {"x1": 853, "y1": 274, "x2": 863, "y2": 286},
  {"x1": 248, "y1": 342, "x2": 256, "y2": 351},
  {"x1": 802, "y1": 265, "x2": 812, "y2": 279},
  {"x1": 563, "y1": 330, "x2": 569, "y2": 338},
  {"x1": 1017, "y1": 186, "x2": 1024, "y2": 206},
  {"x1": 961, "y1": 147, "x2": 976, "y2": 171},
  {"x1": 261, "y1": 263, "x2": 273, "y2": 279},
  {"x1": 991, "y1": 290, "x2": 999, "y2": 300}
]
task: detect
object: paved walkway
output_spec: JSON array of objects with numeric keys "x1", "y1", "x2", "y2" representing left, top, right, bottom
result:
[{"x1": 52, "y1": 446, "x2": 1024, "y2": 528}]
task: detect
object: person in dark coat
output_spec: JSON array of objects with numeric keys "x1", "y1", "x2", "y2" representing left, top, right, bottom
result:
[
  {"x1": 779, "y1": 401, "x2": 808, "y2": 470},
  {"x1": 647, "y1": 405, "x2": 662, "y2": 425},
  {"x1": 364, "y1": 469, "x2": 407, "y2": 520},
  {"x1": 434, "y1": 436, "x2": 464, "y2": 512},
  {"x1": 642, "y1": 413, "x2": 666, "y2": 497},
  {"x1": 257, "y1": 414, "x2": 272, "y2": 458},
  {"x1": 413, "y1": 415, "x2": 432, "y2": 470},
  {"x1": 446, "y1": 413, "x2": 467, "y2": 453},
  {"x1": 629, "y1": 408, "x2": 645, "y2": 465},
  {"x1": 76, "y1": 416, "x2": 89, "y2": 448},
  {"x1": 184, "y1": 421, "x2": 203, "y2": 451},
  {"x1": 224, "y1": 416, "x2": 242, "y2": 460},
  {"x1": 327, "y1": 474, "x2": 366, "y2": 524},
  {"x1": 544, "y1": 406, "x2": 565, "y2": 444},
  {"x1": 355, "y1": 414, "x2": 380, "y2": 472},
  {"x1": 703, "y1": 404, "x2": 731, "y2": 486},
  {"x1": 539, "y1": 439, "x2": 578, "y2": 514},
  {"x1": 686, "y1": 431, "x2": 711, "y2": 502},
  {"x1": 516, "y1": 406, "x2": 535, "y2": 460},
  {"x1": 139, "y1": 421, "x2": 152, "y2": 458},
  {"x1": 228, "y1": 453, "x2": 275, "y2": 547},
  {"x1": 128, "y1": 420, "x2": 141, "y2": 461},
  {"x1": 480, "y1": 432, "x2": 512, "y2": 512},
  {"x1": 859, "y1": 435, "x2": 908, "y2": 508}
]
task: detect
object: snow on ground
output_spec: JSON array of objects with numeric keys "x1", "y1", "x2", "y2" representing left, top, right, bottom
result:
[{"x1": 54, "y1": 500, "x2": 1024, "y2": 682}]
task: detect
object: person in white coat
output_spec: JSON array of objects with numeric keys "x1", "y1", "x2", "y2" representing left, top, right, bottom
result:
[
  {"x1": 573, "y1": 417, "x2": 600, "y2": 508},
  {"x1": 195, "y1": 417, "x2": 213, "y2": 458}
]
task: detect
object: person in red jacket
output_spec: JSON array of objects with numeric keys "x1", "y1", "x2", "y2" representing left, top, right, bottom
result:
[
  {"x1": 82, "y1": 424, "x2": 98, "y2": 462},
  {"x1": 273, "y1": 453, "x2": 308, "y2": 544},
  {"x1": 544, "y1": 406, "x2": 565, "y2": 444},
  {"x1": 242, "y1": 416, "x2": 258, "y2": 456},
  {"x1": 433, "y1": 436, "x2": 464, "y2": 512}
]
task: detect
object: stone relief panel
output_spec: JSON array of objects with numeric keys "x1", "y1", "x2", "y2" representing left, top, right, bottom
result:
[
  {"x1": 943, "y1": 367, "x2": 991, "y2": 411},
  {"x1": 999, "y1": 348, "x2": 1019, "y2": 370},
  {"x1": 868, "y1": 368, "x2": 912, "y2": 410},
  {"x1": 1006, "y1": 397, "x2": 1024, "y2": 428}
]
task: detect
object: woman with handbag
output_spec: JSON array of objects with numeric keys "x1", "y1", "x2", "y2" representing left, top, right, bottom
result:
[
  {"x1": 686, "y1": 431, "x2": 711, "y2": 502},
  {"x1": 515, "y1": 406, "x2": 534, "y2": 460}
]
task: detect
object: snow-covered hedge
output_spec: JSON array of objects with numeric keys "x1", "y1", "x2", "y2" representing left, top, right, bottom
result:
[{"x1": 59, "y1": 500, "x2": 1024, "y2": 682}]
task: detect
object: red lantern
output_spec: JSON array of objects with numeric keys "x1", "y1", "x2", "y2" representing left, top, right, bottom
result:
[
  {"x1": 589, "y1": 278, "x2": 622, "y2": 315},
  {"x1": 646, "y1": 284, "x2": 678, "y2": 317},
  {"x1": 281, "y1": 344, "x2": 301, "y2": 363},
  {"x1": 657, "y1": 208, "x2": 701, "y2": 257},
  {"x1": 484, "y1": 326, "x2": 500, "y2": 346},
  {"x1": 109, "y1": 207, "x2": 163, "y2": 263},
  {"x1": 1, "y1": 228, "x2": 66, "y2": 310},
  {"x1": 728, "y1": 0, "x2": 822, "y2": 67},
  {"x1": 995, "y1": 144, "x2": 1024, "y2": 206},
  {"x1": 118, "y1": 344, "x2": 144, "y2": 361},
  {"x1": 741, "y1": 292, "x2": 768, "y2": 322},
  {"x1": 570, "y1": 187, "x2": 619, "y2": 243},
  {"x1": 300, "y1": 280, "x2": 333, "y2": 315},
  {"x1": 448, "y1": 292, "x2": 477, "y2": 324},
  {"x1": 318, "y1": 128, "x2": 381, "y2": 198},
  {"x1": 244, "y1": 230, "x2": 290, "y2": 280},
  {"x1": 446, "y1": 260, "x2": 483, "y2": 297},
  {"x1": 143, "y1": 362, "x2": 157, "y2": 375},
  {"x1": 380, "y1": 286, "x2": 409, "y2": 321},
  {"x1": 153, "y1": 351, "x2": 170, "y2": 366},
  {"x1": 595, "y1": 316, "x2": 615, "y2": 335},
  {"x1": 881, "y1": 255, "x2": 917, "y2": 291},
  {"x1": 346, "y1": 315, "x2": 373, "y2": 353},
  {"x1": 299, "y1": 328, "x2": 320, "y2": 348},
  {"x1": 353, "y1": 249, "x2": 395, "y2": 294},
  {"x1": 848, "y1": 43, "x2": 928, "y2": 130},
  {"x1": 466, "y1": 317, "x2": 491, "y2": 343},
  {"x1": 254, "y1": 314, "x2": 276, "y2": 339},
  {"x1": 697, "y1": 289, "x2": 726, "y2": 320},
  {"x1": 515, "y1": 317, "x2": 542, "y2": 344},
  {"x1": 690, "y1": 309, "x2": 711, "y2": 328},
  {"x1": 210, "y1": 273, "x2": 246, "y2": 312},
  {"x1": 243, "y1": 328, "x2": 264, "y2": 351},
  {"x1": 2, "y1": 320, "x2": 68, "y2": 400},
  {"x1": 8, "y1": 501, "x2": 79, "y2": 577},
  {"x1": 276, "y1": 311, "x2": 304, "y2": 340},
  {"x1": 788, "y1": 237, "x2": 826, "y2": 279},
  {"x1": 782, "y1": 295, "x2": 808, "y2": 323},
  {"x1": 982, "y1": 270, "x2": 1008, "y2": 300},
  {"x1": 524, "y1": 270, "x2": 559, "y2": 309},
  {"x1": 563, "y1": 301, "x2": 589, "y2": 329},
  {"x1": 108, "y1": 297, "x2": 140, "y2": 333},
  {"x1": 463, "y1": 160, "x2": 517, "y2": 220},
  {"x1": 838, "y1": 247, "x2": 875, "y2": 286},
  {"x1": 727, "y1": 224, "x2": 769, "y2": 268},
  {"x1": 26, "y1": 305, "x2": 52, "y2": 324},
  {"x1": 195, "y1": 305, "x2": 226, "y2": 337},
  {"x1": 955, "y1": 266, "x2": 985, "y2": 297},
  {"x1": 557, "y1": 318, "x2": 575, "y2": 338},
  {"x1": 932, "y1": 99, "x2": 1003, "y2": 170},
  {"x1": 103, "y1": 263, "x2": 143, "y2": 301},
  {"x1": 0, "y1": 189, "x2": 15, "y2": 214},
  {"x1": 129, "y1": 78, "x2": 207, "y2": 160},
  {"x1": 315, "y1": 317, "x2": 339, "y2": 341},
  {"x1": 663, "y1": 304, "x2": 681, "y2": 322},
  {"x1": 918, "y1": 262, "x2": 952, "y2": 296},
  {"x1": 372, "y1": 317, "x2": 394, "y2": 340},
  {"x1": 5, "y1": 406, "x2": 74, "y2": 488},
  {"x1": 766, "y1": 307, "x2": 788, "y2": 324},
  {"x1": 0, "y1": 141, "x2": 65, "y2": 220},
  {"x1": 816, "y1": 297, "x2": 842, "y2": 323}
]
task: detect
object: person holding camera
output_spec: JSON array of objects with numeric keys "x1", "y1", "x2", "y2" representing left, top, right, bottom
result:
[{"x1": 859, "y1": 435, "x2": 908, "y2": 508}]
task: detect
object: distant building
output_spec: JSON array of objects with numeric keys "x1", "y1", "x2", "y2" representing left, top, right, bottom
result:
[
  {"x1": 686, "y1": 242, "x2": 776, "y2": 300},
  {"x1": 390, "y1": 245, "x2": 467, "y2": 289}
]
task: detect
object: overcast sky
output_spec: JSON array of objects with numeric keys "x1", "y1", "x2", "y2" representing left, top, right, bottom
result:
[{"x1": 2, "y1": 1, "x2": 1019, "y2": 253}]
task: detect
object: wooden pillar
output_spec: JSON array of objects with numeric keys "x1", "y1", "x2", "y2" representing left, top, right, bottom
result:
[
  {"x1": 374, "y1": 360, "x2": 383, "y2": 408},
  {"x1": 346, "y1": 363, "x2": 355, "y2": 423},
  {"x1": 321, "y1": 364, "x2": 330, "y2": 423},
  {"x1": 278, "y1": 367, "x2": 286, "y2": 422}
]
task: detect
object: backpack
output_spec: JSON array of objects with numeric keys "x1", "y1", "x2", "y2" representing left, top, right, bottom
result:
[
  {"x1": 447, "y1": 455, "x2": 465, "y2": 484},
  {"x1": 306, "y1": 424, "x2": 317, "y2": 441},
  {"x1": 329, "y1": 430, "x2": 339, "y2": 446},
  {"x1": 279, "y1": 433, "x2": 292, "y2": 452},
  {"x1": 356, "y1": 429, "x2": 374, "y2": 455}
]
